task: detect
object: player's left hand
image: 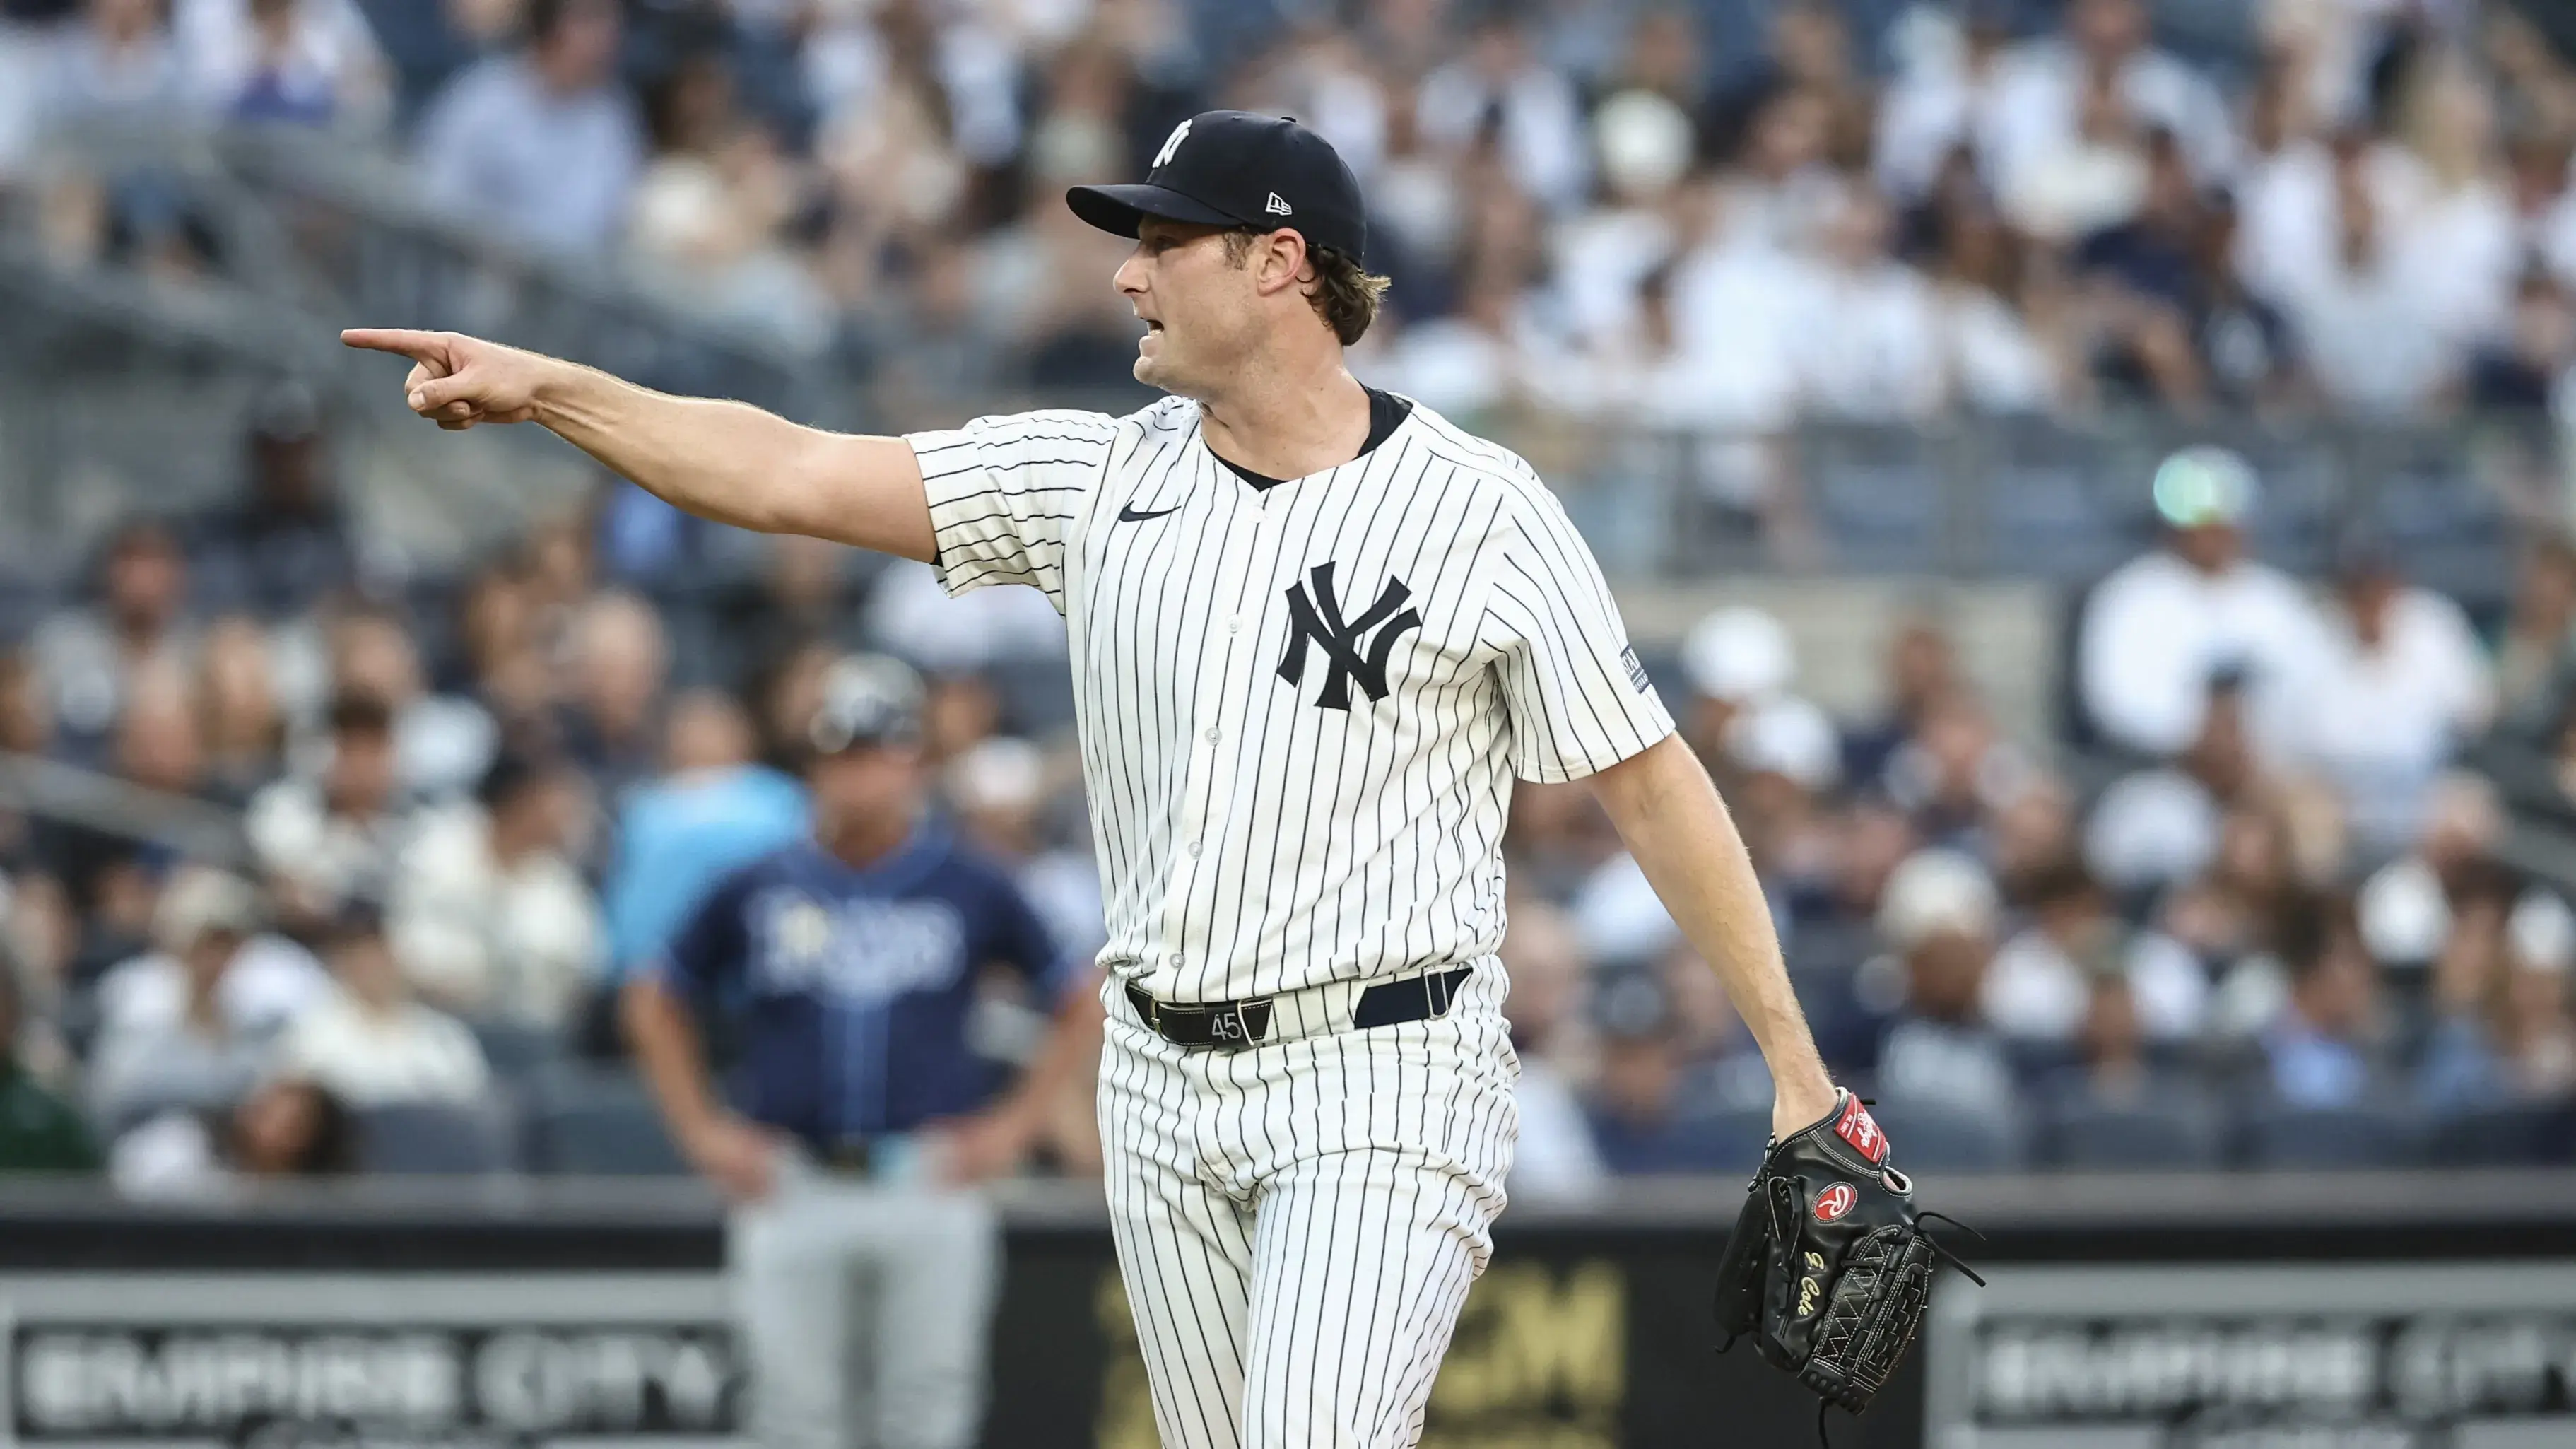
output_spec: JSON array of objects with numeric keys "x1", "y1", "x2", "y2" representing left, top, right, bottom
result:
[{"x1": 933, "y1": 1107, "x2": 1037, "y2": 1186}]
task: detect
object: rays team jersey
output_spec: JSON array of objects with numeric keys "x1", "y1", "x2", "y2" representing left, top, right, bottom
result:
[
  {"x1": 649, "y1": 825, "x2": 1066, "y2": 1147},
  {"x1": 907, "y1": 394, "x2": 1674, "y2": 1004}
]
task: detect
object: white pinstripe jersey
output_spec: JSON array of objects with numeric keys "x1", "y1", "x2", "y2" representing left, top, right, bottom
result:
[{"x1": 907, "y1": 395, "x2": 1674, "y2": 1002}]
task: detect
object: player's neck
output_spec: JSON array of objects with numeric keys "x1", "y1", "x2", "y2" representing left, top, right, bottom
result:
[
  {"x1": 819, "y1": 814, "x2": 910, "y2": 871},
  {"x1": 1198, "y1": 357, "x2": 1370, "y2": 483}
]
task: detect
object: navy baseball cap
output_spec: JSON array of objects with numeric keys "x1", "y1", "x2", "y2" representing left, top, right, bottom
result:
[
  {"x1": 1067, "y1": 110, "x2": 1368, "y2": 262},
  {"x1": 808, "y1": 654, "x2": 924, "y2": 756}
]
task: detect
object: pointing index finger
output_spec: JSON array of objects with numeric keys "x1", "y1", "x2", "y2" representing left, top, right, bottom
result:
[{"x1": 339, "y1": 328, "x2": 448, "y2": 365}]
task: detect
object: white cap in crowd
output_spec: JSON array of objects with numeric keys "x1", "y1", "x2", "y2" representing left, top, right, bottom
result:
[
  {"x1": 1681, "y1": 605, "x2": 1795, "y2": 704},
  {"x1": 1875, "y1": 850, "x2": 2000, "y2": 954}
]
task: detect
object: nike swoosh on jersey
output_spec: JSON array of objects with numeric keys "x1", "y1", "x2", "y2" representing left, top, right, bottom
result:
[{"x1": 1117, "y1": 503, "x2": 1181, "y2": 522}]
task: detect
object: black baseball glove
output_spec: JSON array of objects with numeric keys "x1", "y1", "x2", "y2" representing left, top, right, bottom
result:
[{"x1": 1711, "y1": 1092, "x2": 1982, "y2": 1421}]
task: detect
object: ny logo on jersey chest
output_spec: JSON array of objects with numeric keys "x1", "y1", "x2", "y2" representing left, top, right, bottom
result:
[{"x1": 1276, "y1": 561, "x2": 1422, "y2": 710}]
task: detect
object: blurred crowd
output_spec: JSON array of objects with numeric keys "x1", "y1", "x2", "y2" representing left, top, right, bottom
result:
[
  {"x1": 11, "y1": 0, "x2": 2576, "y2": 430},
  {"x1": 1, "y1": 379, "x2": 2575, "y2": 1194}
]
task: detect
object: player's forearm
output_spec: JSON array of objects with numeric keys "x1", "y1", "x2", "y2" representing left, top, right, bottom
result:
[
  {"x1": 1587, "y1": 734, "x2": 1836, "y2": 1118},
  {"x1": 990, "y1": 983, "x2": 1106, "y2": 1133},
  {"x1": 619, "y1": 975, "x2": 727, "y2": 1138},
  {"x1": 528, "y1": 361, "x2": 936, "y2": 560}
]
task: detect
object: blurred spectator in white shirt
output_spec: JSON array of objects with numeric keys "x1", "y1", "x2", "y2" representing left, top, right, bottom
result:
[
  {"x1": 1498, "y1": 899, "x2": 1605, "y2": 1203},
  {"x1": 2087, "y1": 676, "x2": 2265, "y2": 898},
  {"x1": 2077, "y1": 447, "x2": 2330, "y2": 761},
  {"x1": 246, "y1": 691, "x2": 409, "y2": 931},
  {"x1": 627, "y1": 56, "x2": 831, "y2": 350},
  {"x1": 32, "y1": 520, "x2": 196, "y2": 751},
  {"x1": 389, "y1": 751, "x2": 600, "y2": 1028},
  {"x1": 326, "y1": 608, "x2": 495, "y2": 803},
  {"x1": 1874, "y1": 2, "x2": 2016, "y2": 204},
  {"x1": 280, "y1": 907, "x2": 490, "y2": 1106},
  {"x1": 946, "y1": 736, "x2": 1102, "y2": 970},
  {"x1": 2291, "y1": 546, "x2": 2493, "y2": 863},
  {"x1": 40, "y1": 0, "x2": 193, "y2": 134},
  {"x1": 1927, "y1": 200, "x2": 2069, "y2": 415},
  {"x1": 1790, "y1": 187, "x2": 1943, "y2": 422},
  {"x1": 865, "y1": 558, "x2": 1069, "y2": 676},
  {"x1": 2274, "y1": 141, "x2": 2466, "y2": 414},
  {"x1": 1981, "y1": 0, "x2": 2235, "y2": 211},
  {"x1": 175, "y1": 0, "x2": 387, "y2": 127},
  {"x1": 1417, "y1": 11, "x2": 1587, "y2": 212},
  {"x1": 413, "y1": 0, "x2": 642, "y2": 255},
  {"x1": 1984, "y1": 856, "x2": 2208, "y2": 1044},
  {"x1": 88, "y1": 867, "x2": 326, "y2": 1130},
  {"x1": 2355, "y1": 773, "x2": 2509, "y2": 976}
]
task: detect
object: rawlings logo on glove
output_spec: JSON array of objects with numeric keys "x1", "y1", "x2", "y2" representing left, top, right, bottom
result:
[{"x1": 1712, "y1": 1092, "x2": 1982, "y2": 1436}]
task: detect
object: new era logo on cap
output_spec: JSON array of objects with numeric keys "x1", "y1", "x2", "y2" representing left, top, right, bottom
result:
[{"x1": 1065, "y1": 110, "x2": 1367, "y2": 262}]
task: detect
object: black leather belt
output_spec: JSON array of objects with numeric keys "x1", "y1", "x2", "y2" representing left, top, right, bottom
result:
[{"x1": 1125, "y1": 967, "x2": 1476, "y2": 1052}]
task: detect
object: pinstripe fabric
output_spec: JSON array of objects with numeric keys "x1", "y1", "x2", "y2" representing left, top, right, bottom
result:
[
  {"x1": 910, "y1": 397, "x2": 1674, "y2": 1004},
  {"x1": 907, "y1": 395, "x2": 1666, "y2": 1448}
]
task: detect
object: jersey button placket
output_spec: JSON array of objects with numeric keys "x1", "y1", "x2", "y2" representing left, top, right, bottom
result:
[{"x1": 1165, "y1": 488, "x2": 1263, "y2": 985}]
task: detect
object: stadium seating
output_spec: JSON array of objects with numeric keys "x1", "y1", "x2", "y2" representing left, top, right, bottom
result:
[
  {"x1": 2037, "y1": 1094, "x2": 2225, "y2": 1170},
  {"x1": 2238, "y1": 1103, "x2": 2428, "y2": 1170},
  {"x1": 1868, "y1": 1100, "x2": 2025, "y2": 1174},
  {"x1": 522, "y1": 1066, "x2": 690, "y2": 1176},
  {"x1": 354, "y1": 1099, "x2": 517, "y2": 1175}
]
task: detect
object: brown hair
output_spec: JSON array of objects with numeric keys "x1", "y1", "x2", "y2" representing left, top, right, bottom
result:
[{"x1": 1225, "y1": 230, "x2": 1392, "y2": 346}]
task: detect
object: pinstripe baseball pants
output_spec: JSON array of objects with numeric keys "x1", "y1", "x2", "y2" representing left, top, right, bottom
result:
[{"x1": 1097, "y1": 961, "x2": 1518, "y2": 1449}]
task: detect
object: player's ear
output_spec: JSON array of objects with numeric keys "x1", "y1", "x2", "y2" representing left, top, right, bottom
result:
[{"x1": 1257, "y1": 230, "x2": 1311, "y2": 298}]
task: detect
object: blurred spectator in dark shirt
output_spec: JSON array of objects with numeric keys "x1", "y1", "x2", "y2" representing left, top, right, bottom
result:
[
  {"x1": 604, "y1": 689, "x2": 806, "y2": 980},
  {"x1": 30, "y1": 518, "x2": 196, "y2": 752},
  {"x1": 0, "y1": 961, "x2": 96, "y2": 1173},
  {"x1": 1871, "y1": 849, "x2": 2020, "y2": 1127},
  {"x1": 245, "y1": 691, "x2": 408, "y2": 929},
  {"x1": 189, "y1": 382, "x2": 359, "y2": 621},
  {"x1": 2257, "y1": 893, "x2": 2392, "y2": 1110},
  {"x1": 2466, "y1": 266, "x2": 2576, "y2": 412},
  {"x1": 196, "y1": 616, "x2": 283, "y2": 807},
  {"x1": 2074, "y1": 129, "x2": 2209, "y2": 404},
  {"x1": 1842, "y1": 618, "x2": 1963, "y2": 790},
  {"x1": 1584, "y1": 967, "x2": 1741, "y2": 1175},
  {"x1": 1878, "y1": 686, "x2": 2036, "y2": 852},
  {"x1": 2161, "y1": 804, "x2": 2305, "y2": 1011},
  {"x1": 556, "y1": 589, "x2": 666, "y2": 806},
  {"x1": 1662, "y1": 941, "x2": 1773, "y2": 1115},
  {"x1": 33, "y1": 664, "x2": 205, "y2": 974},
  {"x1": 720, "y1": 534, "x2": 870, "y2": 689},
  {"x1": 390, "y1": 750, "x2": 599, "y2": 1028},
  {"x1": 2419, "y1": 888, "x2": 2576, "y2": 1113},
  {"x1": 413, "y1": 0, "x2": 641, "y2": 255},
  {"x1": 1985, "y1": 855, "x2": 2208, "y2": 1046},
  {"x1": 2494, "y1": 534, "x2": 2576, "y2": 729}
]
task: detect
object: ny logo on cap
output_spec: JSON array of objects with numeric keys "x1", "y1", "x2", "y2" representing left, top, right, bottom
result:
[
  {"x1": 1265, "y1": 192, "x2": 1293, "y2": 216},
  {"x1": 1153, "y1": 118, "x2": 1192, "y2": 169},
  {"x1": 1277, "y1": 562, "x2": 1421, "y2": 711}
]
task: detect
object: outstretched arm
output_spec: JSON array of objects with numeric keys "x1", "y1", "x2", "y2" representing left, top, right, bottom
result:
[
  {"x1": 1585, "y1": 733, "x2": 1837, "y2": 1139},
  {"x1": 342, "y1": 329, "x2": 935, "y2": 561}
]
